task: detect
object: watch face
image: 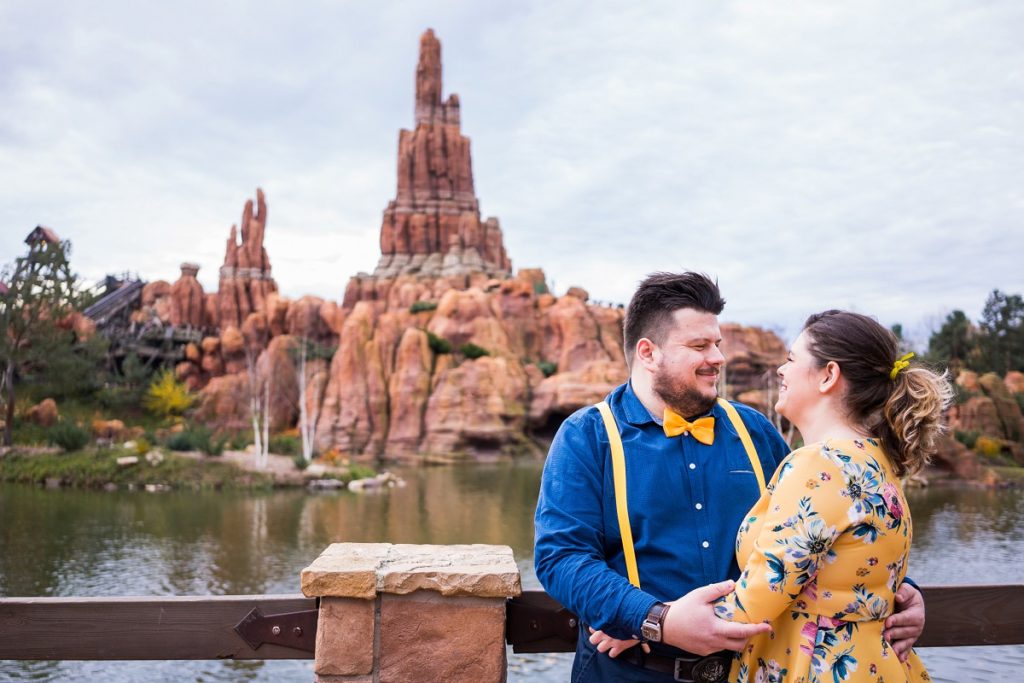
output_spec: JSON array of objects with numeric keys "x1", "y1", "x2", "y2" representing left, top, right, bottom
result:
[{"x1": 641, "y1": 622, "x2": 660, "y2": 642}]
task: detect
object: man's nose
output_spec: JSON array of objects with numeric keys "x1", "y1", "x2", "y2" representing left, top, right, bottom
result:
[{"x1": 707, "y1": 345, "x2": 726, "y2": 366}]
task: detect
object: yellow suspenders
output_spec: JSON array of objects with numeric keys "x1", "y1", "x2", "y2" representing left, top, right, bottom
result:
[{"x1": 595, "y1": 397, "x2": 767, "y2": 589}]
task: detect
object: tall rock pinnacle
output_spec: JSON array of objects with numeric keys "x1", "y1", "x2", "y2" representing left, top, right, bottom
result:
[
  {"x1": 371, "y1": 29, "x2": 512, "y2": 281},
  {"x1": 217, "y1": 188, "x2": 277, "y2": 328}
]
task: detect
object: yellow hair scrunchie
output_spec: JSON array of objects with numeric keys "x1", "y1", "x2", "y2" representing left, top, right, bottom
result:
[{"x1": 889, "y1": 352, "x2": 915, "y2": 380}]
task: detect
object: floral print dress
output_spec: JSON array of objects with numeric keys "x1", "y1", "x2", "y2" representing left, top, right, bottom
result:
[{"x1": 714, "y1": 439, "x2": 930, "y2": 683}]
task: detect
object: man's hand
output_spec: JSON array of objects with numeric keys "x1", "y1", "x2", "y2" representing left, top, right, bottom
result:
[
  {"x1": 884, "y1": 583, "x2": 925, "y2": 661},
  {"x1": 660, "y1": 580, "x2": 771, "y2": 655}
]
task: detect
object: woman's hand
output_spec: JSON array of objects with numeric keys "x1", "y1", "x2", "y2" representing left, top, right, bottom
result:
[{"x1": 587, "y1": 627, "x2": 646, "y2": 658}]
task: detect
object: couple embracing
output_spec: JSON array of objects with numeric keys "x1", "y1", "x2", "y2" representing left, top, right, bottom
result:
[{"x1": 535, "y1": 272, "x2": 949, "y2": 683}]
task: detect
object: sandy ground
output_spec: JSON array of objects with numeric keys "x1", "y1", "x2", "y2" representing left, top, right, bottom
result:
[{"x1": 174, "y1": 449, "x2": 349, "y2": 486}]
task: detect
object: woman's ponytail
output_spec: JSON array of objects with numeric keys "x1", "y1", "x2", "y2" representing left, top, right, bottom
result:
[{"x1": 874, "y1": 367, "x2": 954, "y2": 476}]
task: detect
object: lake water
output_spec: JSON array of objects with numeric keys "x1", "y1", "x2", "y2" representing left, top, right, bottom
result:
[{"x1": 1, "y1": 461, "x2": 1022, "y2": 681}]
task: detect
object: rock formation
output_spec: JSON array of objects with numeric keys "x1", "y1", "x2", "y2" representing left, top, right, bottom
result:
[
  {"x1": 368, "y1": 28, "x2": 511, "y2": 282},
  {"x1": 217, "y1": 188, "x2": 277, "y2": 328},
  {"x1": 169, "y1": 262, "x2": 205, "y2": 327},
  {"x1": 178, "y1": 30, "x2": 787, "y2": 463}
]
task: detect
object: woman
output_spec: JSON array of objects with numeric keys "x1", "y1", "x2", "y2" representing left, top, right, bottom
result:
[{"x1": 713, "y1": 310, "x2": 951, "y2": 682}]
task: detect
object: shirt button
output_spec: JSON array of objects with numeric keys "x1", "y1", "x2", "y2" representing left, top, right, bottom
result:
[
  {"x1": 702, "y1": 541, "x2": 710, "y2": 549},
  {"x1": 689, "y1": 463, "x2": 696, "y2": 470},
  {"x1": 695, "y1": 503, "x2": 703, "y2": 510}
]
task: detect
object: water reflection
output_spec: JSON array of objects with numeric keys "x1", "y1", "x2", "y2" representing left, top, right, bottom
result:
[{"x1": 1, "y1": 465, "x2": 1022, "y2": 682}]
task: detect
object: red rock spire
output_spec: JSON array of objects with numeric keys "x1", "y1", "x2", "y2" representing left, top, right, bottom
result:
[
  {"x1": 216, "y1": 188, "x2": 277, "y2": 327},
  {"x1": 370, "y1": 29, "x2": 511, "y2": 281}
]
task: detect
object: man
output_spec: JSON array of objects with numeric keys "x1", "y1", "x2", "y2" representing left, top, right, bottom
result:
[{"x1": 534, "y1": 272, "x2": 925, "y2": 682}]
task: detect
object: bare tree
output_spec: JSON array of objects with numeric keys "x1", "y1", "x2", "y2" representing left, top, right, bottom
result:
[
  {"x1": 293, "y1": 336, "x2": 329, "y2": 462},
  {"x1": 244, "y1": 346, "x2": 271, "y2": 470}
]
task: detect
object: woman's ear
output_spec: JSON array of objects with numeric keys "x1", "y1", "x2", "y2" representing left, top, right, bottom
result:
[{"x1": 819, "y1": 360, "x2": 842, "y2": 394}]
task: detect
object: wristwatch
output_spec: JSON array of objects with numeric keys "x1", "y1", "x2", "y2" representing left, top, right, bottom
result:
[{"x1": 640, "y1": 602, "x2": 670, "y2": 643}]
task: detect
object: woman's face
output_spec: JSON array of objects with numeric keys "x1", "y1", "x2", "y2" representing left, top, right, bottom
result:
[{"x1": 775, "y1": 331, "x2": 826, "y2": 421}]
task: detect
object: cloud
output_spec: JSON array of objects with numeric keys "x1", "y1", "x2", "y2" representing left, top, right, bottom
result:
[{"x1": 1, "y1": 0, "x2": 1022, "y2": 346}]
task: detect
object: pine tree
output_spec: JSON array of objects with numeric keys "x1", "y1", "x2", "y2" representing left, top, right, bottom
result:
[{"x1": 0, "y1": 238, "x2": 84, "y2": 445}]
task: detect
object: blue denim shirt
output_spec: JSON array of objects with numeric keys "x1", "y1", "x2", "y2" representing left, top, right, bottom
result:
[{"x1": 534, "y1": 381, "x2": 791, "y2": 641}]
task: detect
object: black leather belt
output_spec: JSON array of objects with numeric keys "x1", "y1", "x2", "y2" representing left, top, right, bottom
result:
[{"x1": 620, "y1": 648, "x2": 731, "y2": 683}]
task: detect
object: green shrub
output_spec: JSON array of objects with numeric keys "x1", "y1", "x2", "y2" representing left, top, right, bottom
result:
[
  {"x1": 409, "y1": 300, "x2": 438, "y2": 314},
  {"x1": 269, "y1": 434, "x2": 301, "y2": 456},
  {"x1": 143, "y1": 370, "x2": 194, "y2": 418},
  {"x1": 952, "y1": 384, "x2": 978, "y2": 406},
  {"x1": 954, "y1": 429, "x2": 980, "y2": 450},
  {"x1": 47, "y1": 421, "x2": 91, "y2": 452},
  {"x1": 188, "y1": 425, "x2": 227, "y2": 456},
  {"x1": 427, "y1": 331, "x2": 452, "y2": 354},
  {"x1": 460, "y1": 342, "x2": 490, "y2": 360},
  {"x1": 348, "y1": 463, "x2": 377, "y2": 480},
  {"x1": 533, "y1": 281, "x2": 549, "y2": 295},
  {"x1": 536, "y1": 360, "x2": 558, "y2": 377},
  {"x1": 293, "y1": 454, "x2": 309, "y2": 471},
  {"x1": 228, "y1": 432, "x2": 252, "y2": 451},
  {"x1": 165, "y1": 430, "x2": 195, "y2": 452}
]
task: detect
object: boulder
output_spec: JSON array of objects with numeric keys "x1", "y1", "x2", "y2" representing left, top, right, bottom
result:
[
  {"x1": 315, "y1": 302, "x2": 389, "y2": 459},
  {"x1": 978, "y1": 372, "x2": 1023, "y2": 441},
  {"x1": 421, "y1": 355, "x2": 529, "y2": 457},
  {"x1": 957, "y1": 395, "x2": 1003, "y2": 438},
  {"x1": 529, "y1": 360, "x2": 627, "y2": 429},
  {"x1": 720, "y1": 324, "x2": 788, "y2": 399},
  {"x1": 25, "y1": 398, "x2": 58, "y2": 427},
  {"x1": 957, "y1": 370, "x2": 980, "y2": 393},
  {"x1": 931, "y1": 433, "x2": 987, "y2": 480},
  {"x1": 1004, "y1": 371, "x2": 1024, "y2": 396},
  {"x1": 193, "y1": 373, "x2": 250, "y2": 431},
  {"x1": 92, "y1": 419, "x2": 126, "y2": 440},
  {"x1": 384, "y1": 329, "x2": 433, "y2": 458}
]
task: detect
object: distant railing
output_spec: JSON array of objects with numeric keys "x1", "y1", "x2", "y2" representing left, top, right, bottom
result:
[{"x1": 1, "y1": 585, "x2": 1022, "y2": 662}]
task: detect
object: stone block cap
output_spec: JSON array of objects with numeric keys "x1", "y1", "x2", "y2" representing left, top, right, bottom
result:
[{"x1": 301, "y1": 543, "x2": 522, "y2": 600}]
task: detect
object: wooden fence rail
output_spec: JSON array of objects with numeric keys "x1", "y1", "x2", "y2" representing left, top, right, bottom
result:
[
  {"x1": 507, "y1": 585, "x2": 1024, "y2": 653},
  {"x1": 1, "y1": 585, "x2": 1022, "y2": 661}
]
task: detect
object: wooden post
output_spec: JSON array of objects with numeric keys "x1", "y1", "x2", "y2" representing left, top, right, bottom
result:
[{"x1": 301, "y1": 543, "x2": 522, "y2": 683}]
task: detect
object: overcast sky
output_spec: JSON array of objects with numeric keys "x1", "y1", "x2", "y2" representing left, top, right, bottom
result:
[{"x1": 2, "y1": 0, "x2": 1022, "y2": 344}]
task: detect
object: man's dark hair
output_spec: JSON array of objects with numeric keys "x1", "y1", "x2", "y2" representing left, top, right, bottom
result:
[{"x1": 623, "y1": 272, "x2": 725, "y2": 365}]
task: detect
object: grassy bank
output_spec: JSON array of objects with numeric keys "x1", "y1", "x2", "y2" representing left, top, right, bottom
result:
[
  {"x1": 993, "y1": 466, "x2": 1024, "y2": 485},
  {"x1": 0, "y1": 448, "x2": 276, "y2": 491}
]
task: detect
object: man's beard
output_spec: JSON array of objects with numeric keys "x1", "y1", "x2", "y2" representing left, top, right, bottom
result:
[{"x1": 653, "y1": 367, "x2": 718, "y2": 418}]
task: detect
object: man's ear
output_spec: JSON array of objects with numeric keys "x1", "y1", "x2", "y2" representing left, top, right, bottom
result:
[
  {"x1": 635, "y1": 338, "x2": 658, "y2": 371},
  {"x1": 819, "y1": 360, "x2": 841, "y2": 394}
]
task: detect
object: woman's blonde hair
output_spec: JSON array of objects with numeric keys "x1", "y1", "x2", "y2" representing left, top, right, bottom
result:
[{"x1": 803, "y1": 310, "x2": 954, "y2": 476}]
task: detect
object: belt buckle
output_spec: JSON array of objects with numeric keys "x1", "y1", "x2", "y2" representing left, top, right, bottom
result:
[{"x1": 674, "y1": 654, "x2": 728, "y2": 683}]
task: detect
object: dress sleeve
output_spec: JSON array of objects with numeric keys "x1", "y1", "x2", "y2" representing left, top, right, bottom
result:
[{"x1": 714, "y1": 444, "x2": 852, "y2": 624}]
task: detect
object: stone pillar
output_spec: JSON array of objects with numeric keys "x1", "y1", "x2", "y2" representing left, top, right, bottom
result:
[{"x1": 301, "y1": 543, "x2": 522, "y2": 683}]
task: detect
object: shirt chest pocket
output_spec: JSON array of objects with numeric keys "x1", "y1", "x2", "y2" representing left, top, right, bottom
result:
[{"x1": 725, "y1": 448, "x2": 763, "y2": 497}]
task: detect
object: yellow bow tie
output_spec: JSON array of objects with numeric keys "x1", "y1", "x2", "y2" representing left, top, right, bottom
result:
[{"x1": 663, "y1": 409, "x2": 715, "y2": 445}]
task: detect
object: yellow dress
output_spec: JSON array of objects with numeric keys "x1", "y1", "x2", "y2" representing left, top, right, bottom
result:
[{"x1": 714, "y1": 438, "x2": 931, "y2": 683}]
